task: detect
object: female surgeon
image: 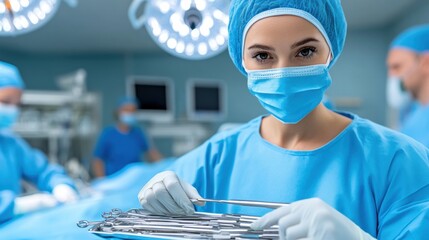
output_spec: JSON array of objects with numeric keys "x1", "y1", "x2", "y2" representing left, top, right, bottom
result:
[
  {"x1": 0, "y1": 61, "x2": 78, "y2": 223},
  {"x1": 138, "y1": 0, "x2": 429, "y2": 239}
]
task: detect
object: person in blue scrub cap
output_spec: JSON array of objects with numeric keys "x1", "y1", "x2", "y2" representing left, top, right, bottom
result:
[
  {"x1": 0, "y1": 61, "x2": 78, "y2": 223},
  {"x1": 387, "y1": 25, "x2": 429, "y2": 147},
  {"x1": 92, "y1": 96, "x2": 163, "y2": 177},
  {"x1": 138, "y1": 1, "x2": 429, "y2": 239}
]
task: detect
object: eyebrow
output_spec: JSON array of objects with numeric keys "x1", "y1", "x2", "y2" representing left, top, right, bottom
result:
[
  {"x1": 291, "y1": 38, "x2": 319, "y2": 49},
  {"x1": 247, "y1": 38, "x2": 320, "y2": 51},
  {"x1": 247, "y1": 44, "x2": 275, "y2": 51}
]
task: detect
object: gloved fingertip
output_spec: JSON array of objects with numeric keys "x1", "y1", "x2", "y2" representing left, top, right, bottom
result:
[
  {"x1": 181, "y1": 181, "x2": 203, "y2": 201},
  {"x1": 193, "y1": 200, "x2": 206, "y2": 206},
  {"x1": 195, "y1": 193, "x2": 206, "y2": 206},
  {"x1": 138, "y1": 193, "x2": 145, "y2": 204},
  {"x1": 251, "y1": 205, "x2": 291, "y2": 230},
  {"x1": 250, "y1": 220, "x2": 264, "y2": 230},
  {"x1": 137, "y1": 190, "x2": 144, "y2": 199}
]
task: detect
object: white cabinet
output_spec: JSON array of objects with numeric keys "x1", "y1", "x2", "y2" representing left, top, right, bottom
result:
[
  {"x1": 13, "y1": 90, "x2": 101, "y2": 169},
  {"x1": 147, "y1": 123, "x2": 210, "y2": 157}
]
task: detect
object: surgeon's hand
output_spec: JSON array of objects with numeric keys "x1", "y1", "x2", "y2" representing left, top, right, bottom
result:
[
  {"x1": 13, "y1": 193, "x2": 59, "y2": 215},
  {"x1": 251, "y1": 198, "x2": 376, "y2": 240},
  {"x1": 138, "y1": 171, "x2": 205, "y2": 215},
  {"x1": 52, "y1": 184, "x2": 79, "y2": 203}
]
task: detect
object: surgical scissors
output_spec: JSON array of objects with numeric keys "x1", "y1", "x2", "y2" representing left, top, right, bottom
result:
[
  {"x1": 191, "y1": 198, "x2": 288, "y2": 209},
  {"x1": 78, "y1": 208, "x2": 280, "y2": 239}
]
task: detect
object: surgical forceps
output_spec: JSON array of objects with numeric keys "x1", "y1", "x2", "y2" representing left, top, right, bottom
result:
[
  {"x1": 191, "y1": 198, "x2": 288, "y2": 209},
  {"x1": 78, "y1": 208, "x2": 280, "y2": 239}
]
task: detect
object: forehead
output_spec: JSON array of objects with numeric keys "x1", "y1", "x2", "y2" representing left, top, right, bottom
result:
[
  {"x1": 244, "y1": 15, "x2": 328, "y2": 47},
  {"x1": 0, "y1": 87, "x2": 22, "y2": 97},
  {"x1": 119, "y1": 104, "x2": 137, "y2": 111},
  {"x1": 387, "y1": 48, "x2": 417, "y2": 64}
]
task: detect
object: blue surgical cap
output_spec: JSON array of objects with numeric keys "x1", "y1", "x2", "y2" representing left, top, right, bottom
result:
[
  {"x1": 117, "y1": 96, "x2": 139, "y2": 109},
  {"x1": 390, "y1": 25, "x2": 429, "y2": 54},
  {"x1": 228, "y1": 0, "x2": 347, "y2": 76},
  {"x1": 0, "y1": 61, "x2": 25, "y2": 89}
]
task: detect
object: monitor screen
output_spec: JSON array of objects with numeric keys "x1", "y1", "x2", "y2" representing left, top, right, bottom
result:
[
  {"x1": 134, "y1": 83, "x2": 167, "y2": 111},
  {"x1": 127, "y1": 76, "x2": 174, "y2": 122},
  {"x1": 194, "y1": 86, "x2": 220, "y2": 112},
  {"x1": 187, "y1": 80, "x2": 225, "y2": 121}
]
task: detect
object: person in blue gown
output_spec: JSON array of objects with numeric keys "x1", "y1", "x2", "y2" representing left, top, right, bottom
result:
[
  {"x1": 92, "y1": 97, "x2": 162, "y2": 177},
  {"x1": 387, "y1": 25, "x2": 429, "y2": 147},
  {"x1": 0, "y1": 61, "x2": 78, "y2": 223},
  {"x1": 137, "y1": 1, "x2": 429, "y2": 239}
]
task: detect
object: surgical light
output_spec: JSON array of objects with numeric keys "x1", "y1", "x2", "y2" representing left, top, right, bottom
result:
[
  {"x1": 129, "y1": 0, "x2": 230, "y2": 60},
  {"x1": 0, "y1": 0, "x2": 77, "y2": 36}
]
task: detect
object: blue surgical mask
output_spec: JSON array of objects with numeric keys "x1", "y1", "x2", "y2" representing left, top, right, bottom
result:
[
  {"x1": 246, "y1": 58, "x2": 332, "y2": 124},
  {"x1": 119, "y1": 113, "x2": 137, "y2": 126},
  {"x1": 0, "y1": 103, "x2": 19, "y2": 130},
  {"x1": 386, "y1": 76, "x2": 411, "y2": 110}
]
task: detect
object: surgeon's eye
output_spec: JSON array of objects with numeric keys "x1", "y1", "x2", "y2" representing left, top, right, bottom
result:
[
  {"x1": 296, "y1": 47, "x2": 317, "y2": 59},
  {"x1": 252, "y1": 52, "x2": 273, "y2": 63}
]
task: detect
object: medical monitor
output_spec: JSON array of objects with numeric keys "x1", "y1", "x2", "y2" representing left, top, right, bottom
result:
[
  {"x1": 187, "y1": 79, "x2": 226, "y2": 122},
  {"x1": 127, "y1": 76, "x2": 174, "y2": 122}
]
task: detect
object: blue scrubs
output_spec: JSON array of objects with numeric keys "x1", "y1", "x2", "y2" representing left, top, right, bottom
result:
[
  {"x1": 0, "y1": 132, "x2": 75, "y2": 223},
  {"x1": 94, "y1": 126, "x2": 150, "y2": 176},
  {"x1": 401, "y1": 103, "x2": 429, "y2": 148},
  {"x1": 170, "y1": 112, "x2": 429, "y2": 239}
]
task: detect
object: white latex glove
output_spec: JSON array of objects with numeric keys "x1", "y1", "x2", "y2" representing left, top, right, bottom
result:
[
  {"x1": 138, "y1": 171, "x2": 205, "y2": 215},
  {"x1": 251, "y1": 198, "x2": 376, "y2": 240},
  {"x1": 52, "y1": 184, "x2": 79, "y2": 203},
  {"x1": 14, "y1": 193, "x2": 59, "y2": 215}
]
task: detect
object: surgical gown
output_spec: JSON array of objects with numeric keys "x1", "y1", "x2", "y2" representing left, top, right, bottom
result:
[
  {"x1": 94, "y1": 126, "x2": 150, "y2": 175},
  {"x1": 401, "y1": 103, "x2": 429, "y2": 148},
  {"x1": 0, "y1": 132, "x2": 75, "y2": 223},
  {"x1": 170, "y1": 112, "x2": 429, "y2": 239}
]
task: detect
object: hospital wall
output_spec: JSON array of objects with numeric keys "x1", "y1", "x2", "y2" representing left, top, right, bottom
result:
[
  {"x1": 329, "y1": 29, "x2": 388, "y2": 124},
  {"x1": 390, "y1": 0, "x2": 429, "y2": 36}
]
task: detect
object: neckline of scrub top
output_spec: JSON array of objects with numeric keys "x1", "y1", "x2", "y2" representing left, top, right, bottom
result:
[
  {"x1": 255, "y1": 111, "x2": 357, "y2": 156},
  {"x1": 416, "y1": 102, "x2": 429, "y2": 109},
  {"x1": 115, "y1": 126, "x2": 134, "y2": 135}
]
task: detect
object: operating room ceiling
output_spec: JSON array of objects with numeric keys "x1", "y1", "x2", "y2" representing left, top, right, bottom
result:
[{"x1": 0, "y1": 0, "x2": 423, "y2": 54}]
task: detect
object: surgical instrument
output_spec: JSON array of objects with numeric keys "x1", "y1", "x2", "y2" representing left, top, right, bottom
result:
[{"x1": 78, "y1": 208, "x2": 280, "y2": 239}]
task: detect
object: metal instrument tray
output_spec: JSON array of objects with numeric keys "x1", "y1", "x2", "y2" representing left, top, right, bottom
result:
[{"x1": 78, "y1": 208, "x2": 279, "y2": 239}]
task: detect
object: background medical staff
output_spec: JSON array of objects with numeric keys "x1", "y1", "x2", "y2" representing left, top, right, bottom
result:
[
  {"x1": 385, "y1": 72, "x2": 415, "y2": 129},
  {"x1": 137, "y1": 0, "x2": 429, "y2": 239},
  {"x1": 92, "y1": 97, "x2": 163, "y2": 177},
  {"x1": 0, "y1": 61, "x2": 78, "y2": 223},
  {"x1": 387, "y1": 25, "x2": 429, "y2": 147}
]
